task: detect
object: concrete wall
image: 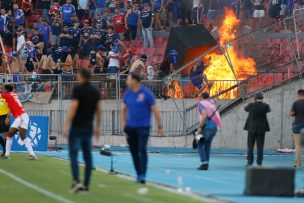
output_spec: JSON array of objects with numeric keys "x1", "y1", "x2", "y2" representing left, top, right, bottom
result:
[
  {"x1": 214, "y1": 79, "x2": 304, "y2": 149},
  {"x1": 24, "y1": 79, "x2": 304, "y2": 149}
]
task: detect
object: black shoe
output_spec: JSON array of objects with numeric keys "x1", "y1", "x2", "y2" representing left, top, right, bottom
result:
[
  {"x1": 197, "y1": 164, "x2": 209, "y2": 170},
  {"x1": 78, "y1": 186, "x2": 89, "y2": 194}
]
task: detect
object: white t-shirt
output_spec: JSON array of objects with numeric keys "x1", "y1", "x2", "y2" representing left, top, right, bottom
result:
[
  {"x1": 108, "y1": 51, "x2": 120, "y2": 68},
  {"x1": 79, "y1": 0, "x2": 88, "y2": 9},
  {"x1": 17, "y1": 35, "x2": 25, "y2": 52},
  {"x1": 193, "y1": 0, "x2": 202, "y2": 8}
]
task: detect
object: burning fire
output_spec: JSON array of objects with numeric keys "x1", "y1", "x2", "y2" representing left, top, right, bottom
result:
[
  {"x1": 205, "y1": 8, "x2": 257, "y2": 99},
  {"x1": 167, "y1": 80, "x2": 183, "y2": 99}
]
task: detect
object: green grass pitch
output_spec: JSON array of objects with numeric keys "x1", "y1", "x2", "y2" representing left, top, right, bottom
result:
[{"x1": 0, "y1": 153, "x2": 206, "y2": 203}]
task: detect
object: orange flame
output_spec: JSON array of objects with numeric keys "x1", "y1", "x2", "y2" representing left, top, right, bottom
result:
[
  {"x1": 204, "y1": 8, "x2": 257, "y2": 99},
  {"x1": 167, "y1": 80, "x2": 183, "y2": 99}
]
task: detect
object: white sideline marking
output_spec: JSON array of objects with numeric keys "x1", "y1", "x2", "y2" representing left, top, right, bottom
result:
[{"x1": 0, "y1": 168, "x2": 75, "y2": 203}]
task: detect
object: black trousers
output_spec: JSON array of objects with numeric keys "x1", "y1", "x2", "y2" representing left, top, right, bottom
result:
[
  {"x1": 247, "y1": 132, "x2": 265, "y2": 165},
  {"x1": 125, "y1": 126, "x2": 150, "y2": 177}
]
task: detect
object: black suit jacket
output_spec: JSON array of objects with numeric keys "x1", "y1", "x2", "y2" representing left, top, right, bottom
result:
[{"x1": 244, "y1": 101, "x2": 271, "y2": 134}]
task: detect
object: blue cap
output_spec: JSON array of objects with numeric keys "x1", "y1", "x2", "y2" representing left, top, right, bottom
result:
[
  {"x1": 168, "y1": 49, "x2": 178, "y2": 56},
  {"x1": 61, "y1": 46, "x2": 68, "y2": 52},
  {"x1": 10, "y1": 51, "x2": 18, "y2": 58}
]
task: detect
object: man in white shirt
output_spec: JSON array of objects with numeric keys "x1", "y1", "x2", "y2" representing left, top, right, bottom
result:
[{"x1": 16, "y1": 28, "x2": 25, "y2": 53}]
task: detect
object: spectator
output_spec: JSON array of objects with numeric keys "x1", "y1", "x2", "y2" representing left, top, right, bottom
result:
[
  {"x1": 38, "y1": 19, "x2": 52, "y2": 54},
  {"x1": 60, "y1": 46, "x2": 74, "y2": 75},
  {"x1": 207, "y1": 0, "x2": 217, "y2": 32},
  {"x1": 96, "y1": 45, "x2": 109, "y2": 73},
  {"x1": 3, "y1": 10, "x2": 14, "y2": 48},
  {"x1": 285, "y1": 0, "x2": 294, "y2": 17},
  {"x1": 16, "y1": 28, "x2": 26, "y2": 53},
  {"x1": 13, "y1": 4, "x2": 25, "y2": 28},
  {"x1": 41, "y1": 0, "x2": 52, "y2": 20},
  {"x1": 69, "y1": 22, "x2": 82, "y2": 51},
  {"x1": 78, "y1": 0, "x2": 89, "y2": 20},
  {"x1": 31, "y1": 27, "x2": 45, "y2": 54},
  {"x1": 180, "y1": 0, "x2": 193, "y2": 25},
  {"x1": 61, "y1": 0, "x2": 76, "y2": 26},
  {"x1": 165, "y1": 0, "x2": 175, "y2": 28},
  {"x1": 51, "y1": 11, "x2": 63, "y2": 48},
  {"x1": 193, "y1": 0, "x2": 202, "y2": 25},
  {"x1": 1, "y1": 0, "x2": 13, "y2": 12},
  {"x1": 105, "y1": 26, "x2": 117, "y2": 51},
  {"x1": 60, "y1": 25, "x2": 72, "y2": 47},
  {"x1": 80, "y1": 20, "x2": 92, "y2": 58},
  {"x1": 25, "y1": 42, "x2": 39, "y2": 73},
  {"x1": 49, "y1": 0, "x2": 62, "y2": 17},
  {"x1": 242, "y1": 0, "x2": 254, "y2": 29},
  {"x1": 147, "y1": 65, "x2": 155, "y2": 80},
  {"x1": 252, "y1": 0, "x2": 265, "y2": 29},
  {"x1": 107, "y1": 40, "x2": 121, "y2": 76},
  {"x1": 88, "y1": 0, "x2": 96, "y2": 19},
  {"x1": 112, "y1": 7, "x2": 126, "y2": 40},
  {"x1": 95, "y1": 12, "x2": 107, "y2": 28},
  {"x1": 152, "y1": 0, "x2": 163, "y2": 30},
  {"x1": 268, "y1": 0, "x2": 282, "y2": 23},
  {"x1": 21, "y1": 0, "x2": 32, "y2": 28},
  {"x1": 0, "y1": 9, "x2": 7, "y2": 37},
  {"x1": 139, "y1": 3, "x2": 154, "y2": 48},
  {"x1": 125, "y1": 3, "x2": 139, "y2": 47},
  {"x1": 95, "y1": 0, "x2": 107, "y2": 18},
  {"x1": 91, "y1": 22, "x2": 106, "y2": 51},
  {"x1": 50, "y1": 47, "x2": 63, "y2": 74},
  {"x1": 103, "y1": 8, "x2": 114, "y2": 23},
  {"x1": 39, "y1": 49, "x2": 53, "y2": 74},
  {"x1": 129, "y1": 54, "x2": 147, "y2": 77}
]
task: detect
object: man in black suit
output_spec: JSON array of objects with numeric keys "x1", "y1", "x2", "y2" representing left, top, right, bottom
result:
[{"x1": 244, "y1": 92, "x2": 271, "y2": 166}]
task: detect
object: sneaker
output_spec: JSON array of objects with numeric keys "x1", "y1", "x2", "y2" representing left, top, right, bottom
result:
[
  {"x1": 77, "y1": 187, "x2": 89, "y2": 194},
  {"x1": 197, "y1": 164, "x2": 209, "y2": 170},
  {"x1": 70, "y1": 183, "x2": 84, "y2": 194},
  {"x1": 0, "y1": 155, "x2": 10, "y2": 159},
  {"x1": 28, "y1": 155, "x2": 38, "y2": 160}
]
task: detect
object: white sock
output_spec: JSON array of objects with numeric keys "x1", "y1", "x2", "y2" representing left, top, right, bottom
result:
[
  {"x1": 23, "y1": 138, "x2": 35, "y2": 156},
  {"x1": 5, "y1": 137, "x2": 13, "y2": 157}
]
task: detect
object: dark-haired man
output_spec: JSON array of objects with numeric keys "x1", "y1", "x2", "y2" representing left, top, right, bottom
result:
[
  {"x1": 0, "y1": 84, "x2": 37, "y2": 160},
  {"x1": 290, "y1": 89, "x2": 304, "y2": 168},
  {"x1": 122, "y1": 72, "x2": 163, "y2": 184},
  {"x1": 63, "y1": 69, "x2": 102, "y2": 193},
  {"x1": 244, "y1": 92, "x2": 271, "y2": 167}
]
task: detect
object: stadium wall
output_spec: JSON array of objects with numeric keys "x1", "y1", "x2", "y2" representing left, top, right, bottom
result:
[{"x1": 23, "y1": 79, "x2": 303, "y2": 149}]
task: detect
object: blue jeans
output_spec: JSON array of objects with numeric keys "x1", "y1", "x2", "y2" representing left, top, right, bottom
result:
[
  {"x1": 142, "y1": 27, "x2": 154, "y2": 48},
  {"x1": 125, "y1": 126, "x2": 150, "y2": 178},
  {"x1": 68, "y1": 127, "x2": 93, "y2": 188},
  {"x1": 197, "y1": 128, "x2": 217, "y2": 164}
]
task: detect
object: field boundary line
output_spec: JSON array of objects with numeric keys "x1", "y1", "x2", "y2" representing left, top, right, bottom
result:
[{"x1": 0, "y1": 167, "x2": 75, "y2": 203}]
